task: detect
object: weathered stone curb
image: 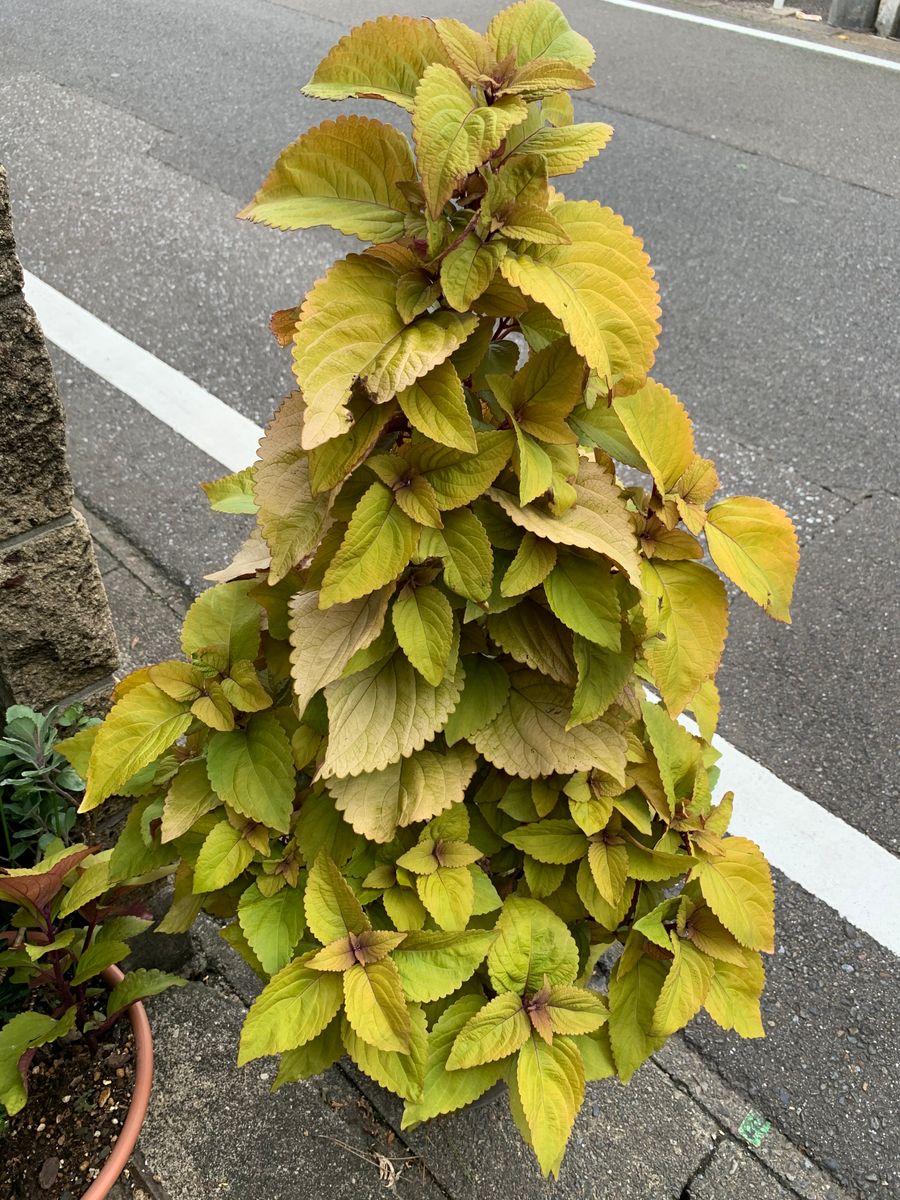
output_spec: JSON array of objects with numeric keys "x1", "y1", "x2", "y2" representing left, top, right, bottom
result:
[{"x1": 0, "y1": 163, "x2": 117, "y2": 708}]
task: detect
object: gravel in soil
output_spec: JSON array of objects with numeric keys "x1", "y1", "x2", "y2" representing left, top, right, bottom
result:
[{"x1": 0, "y1": 1022, "x2": 136, "y2": 1199}]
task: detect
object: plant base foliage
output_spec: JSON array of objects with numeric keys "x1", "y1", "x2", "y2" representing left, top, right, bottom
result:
[{"x1": 64, "y1": 1, "x2": 799, "y2": 1177}]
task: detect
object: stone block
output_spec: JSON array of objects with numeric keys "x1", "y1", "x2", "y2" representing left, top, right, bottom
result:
[
  {"x1": 0, "y1": 293, "x2": 74, "y2": 539},
  {"x1": 0, "y1": 165, "x2": 24, "y2": 298},
  {"x1": 0, "y1": 510, "x2": 118, "y2": 706}
]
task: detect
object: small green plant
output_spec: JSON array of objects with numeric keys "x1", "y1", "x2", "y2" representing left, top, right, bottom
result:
[
  {"x1": 0, "y1": 704, "x2": 98, "y2": 867},
  {"x1": 64, "y1": 0, "x2": 799, "y2": 1176},
  {"x1": 0, "y1": 843, "x2": 184, "y2": 1118}
]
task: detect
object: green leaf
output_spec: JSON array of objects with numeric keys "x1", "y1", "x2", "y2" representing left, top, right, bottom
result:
[
  {"x1": 343, "y1": 958, "x2": 411, "y2": 1053},
  {"x1": 640, "y1": 698, "x2": 702, "y2": 816},
  {"x1": 288, "y1": 586, "x2": 391, "y2": 716},
  {"x1": 323, "y1": 650, "x2": 463, "y2": 778},
  {"x1": 446, "y1": 991, "x2": 530, "y2": 1069},
  {"x1": 441, "y1": 235, "x2": 506, "y2": 312},
  {"x1": 181, "y1": 580, "x2": 261, "y2": 666},
  {"x1": 501, "y1": 532, "x2": 557, "y2": 596},
  {"x1": 640, "y1": 560, "x2": 728, "y2": 716},
  {"x1": 705, "y1": 496, "x2": 799, "y2": 623},
  {"x1": 343, "y1": 1005, "x2": 427, "y2": 1102},
  {"x1": 509, "y1": 122, "x2": 612, "y2": 177},
  {"x1": 500, "y1": 200, "x2": 659, "y2": 394},
  {"x1": 238, "y1": 882, "x2": 307, "y2": 976},
  {"x1": 544, "y1": 554, "x2": 620, "y2": 650},
  {"x1": 162, "y1": 758, "x2": 220, "y2": 844},
  {"x1": 569, "y1": 636, "x2": 632, "y2": 729},
  {"x1": 489, "y1": 460, "x2": 641, "y2": 585},
  {"x1": 253, "y1": 392, "x2": 335, "y2": 583},
  {"x1": 71, "y1": 939, "x2": 131, "y2": 987},
  {"x1": 383, "y1": 885, "x2": 429, "y2": 931},
  {"x1": 305, "y1": 853, "x2": 370, "y2": 945},
  {"x1": 488, "y1": 600, "x2": 575, "y2": 686},
  {"x1": 302, "y1": 15, "x2": 449, "y2": 111},
  {"x1": 513, "y1": 426, "x2": 553, "y2": 505},
  {"x1": 201, "y1": 467, "x2": 258, "y2": 514},
  {"x1": 607, "y1": 953, "x2": 668, "y2": 1083},
  {"x1": 546, "y1": 985, "x2": 607, "y2": 1035},
  {"x1": 413, "y1": 64, "x2": 527, "y2": 217},
  {"x1": 319, "y1": 482, "x2": 418, "y2": 608},
  {"x1": 419, "y1": 507, "x2": 493, "y2": 602},
  {"x1": 490, "y1": 337, "x2": 584, "y2": 445},
  {"x1": 488, "y1": 897, "x2": 579, "y2": 994},
  {"x1": 409, "y1": 430, "x2": 514, "y2": 511},
  {"x1": 576, "y1": 859, "x2": 634, "y2": 929},
  {"x1": 576, "y1": 1025, "x2": 616, "y2": 1082},
  {"x1": 294, "y1": 248, "x2": 476, "y2": 448},
  {"x1": 392, "y1": 584, "x2": 454, "y2": 685},
  {"x1": 516, "y1": 1034, "x2": 585, "y2": 1178},
  {"x1": 397, "y1": 360, "x2": 477, "y2": 453},
  {"x1": 443, "y1": 657, "x2": 510, "y2": 747},
  {"x1": 417, "y1": 866, "x2": 475, "y2": 931},
  {"x1": 392, "y1": 930, "x2": 495, "y2": 1003},
  {"x1": 193, "y1": 821, "x2": 255, "y2": 892},
  {"x1": 402, "y1": 995, "x2": 506, "y2": 1126},
  {"x1": 472, "y1": 667, "x2": 627, "y2": 781},
  {"x1": 704, "y1": 954, "x2": 765, "y2": 1038},
  {"x1": 0, "y1": 1010, "x2": 77, "y2": 1115},
  {"x1": 79, "y1": 684, "x2": 191, "y2": 813},
  {"x1": 651, "y1": 935, "x2": 715, "y2": 1036},
  {"x1": 238, "y1": 956, "x2": 344, "y2": 1065},
  {"x1": 326, "y1": 743, "x2": 477, "y2": 844},
  {"x1": 206, "y1": 713, "x2": 295, "y2": 834},
  {"x1": 505, "y1": 818, "x2": 588, "y2": 865},
  {"x1": 106, "y1": 968, "x2": 186, "y2": 1018},
  {"x1": 693, "y1": 837, "x2": 775, "y2": 953},
  {"x1": 220, "y1": 661, "x2": 272, "y2": 714},
  {"x1": 239, "y1": 115, "x2": 416, "y2": 243},
  {"x1": 272, "y1": 1017, "x2": 344, "y2": 1091}
]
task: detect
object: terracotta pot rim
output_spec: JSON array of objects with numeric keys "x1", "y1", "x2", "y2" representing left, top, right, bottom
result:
[{"x1": 79, "y1": 964, "x2": 154, "y2": 1200}]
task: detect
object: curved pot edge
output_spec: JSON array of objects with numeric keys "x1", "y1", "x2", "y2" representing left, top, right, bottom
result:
[{"x1": 79, "y1": 964, "x2": 154, "y2": 1200}]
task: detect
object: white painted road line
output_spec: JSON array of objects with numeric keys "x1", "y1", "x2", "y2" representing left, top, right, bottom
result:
[
  {"x1": 23, "y1": 271, "x2": 264, "y2": 473},
  {"x1": 24, "y1": 268, "x2": 900, "y2": 957},
  {"x1": 596, "y1": 0, "x2": 900, "y2": 71}
]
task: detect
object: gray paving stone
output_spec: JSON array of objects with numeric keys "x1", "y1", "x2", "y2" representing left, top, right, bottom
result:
[
  {"x1": 348, "y1": 1057, "x2": 718, "y2": 1199},
  {"x1": 140, "y1": 983, "x2": 445, "y2": 1200},
  {"x1": 100, "y1": 564, "x2": 183, "y2": 677},
  {"x1": 687, "y1": 1140, "x2": 792, "y2": 1199}
]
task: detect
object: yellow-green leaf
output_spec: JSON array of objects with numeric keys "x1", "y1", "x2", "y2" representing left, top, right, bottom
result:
[
  {"x1": 206, "y1": 713, "x2": 295, "y2": 834},
  {"x1": 505, "y1": 818, "x2": 588, "y2": 865},
  {"x1": 408, "y1": 429, "x2": 514, "y2": 510},
  {"x1": 640, "y1": 559, "x2": 728, "y2": 715},
  {"x1": 305, "y1": 852, "x2": 370, "y2": 945},
  {"x1": 704, "y1": 953, "x2": 766, "y2": 1038},
  {"x1": 343, "y1": 958, "x2": 411, "y2": 1053},
  {"x1": 80, "y1": 684, "x2": 192, "y2": 813},
  {"x1": 440, "y1": 235, "x2": 506, "y2": 312},
  {"x1": 413, "y1": 64, "x2": 527, "y2": 217},
  {"x1": 544, "y1": 553, "x2": 620, "y2": 650},
  {"x1": 434, "y1": 18, "x2": 498, "y2": 86},
  {"x1": 181, "y1": 580, "x2": 261, "y2": 666},
  {"x1": 343, "y1": 1005, "x2": 427, "y2": 1102},
  {"x1": 545, "y1": 985, "x2": 607, "y2": 1035},
  {"x1": 319, "y1": 482, "x2": 418, "y2": 608},
  {"x1": 500, "y1": 532, "x2": 557, "y2": 596},
  {"x1": 705, "y1": 496, "x2": 799, "y2": 623},
  {"x1": 516, "y1": 1033, "x2": 585, "y2": 1178},
  {"x1": 569, "y1": 636, "x2": 632, "y2": 730},
  {"x1": 194, "y1": 821, "x2": 255, "y2": 893},
  {"x1": 323, "y1": 651, "x2": 463, "y2": 778},
  {"x1": 253, "y1": 392, "x2": 334, "y2": 583},
  {"x1": 607, "y1": 952, "x2": 668, "y2": 1083},
  {"x1": 161, "y1": 759, "x2": 219, "y2": 843},
  {"x1": 302, "y1": 15, "x2": 449, "y2": 111},
  {"x1": 238, "y1": 955, "x2": 343, "y2": 1065},
  {"x1": 289, "y1": 586, "x2": 391, "y2": 715},
  {"x1": 443, "y1": 656, "x2": 510, "y2": 746},
  {"x1": 489, "y1": 460, "x2": 641, "y2": 584},
  {"x1": 392, "y1": 930, "x2": 495, "y2": 1003},
  {"x1": 397, "y1": 360, "x2": 477, "y2": 453},
  {"x1": 651, "y1": 934, "x2": 715, "y2": 1036},
  {"x1": 508, "y1": 122, "x2": 613, "y2": 176},
  {"x1": 294, "y1": 248, "x2": 476, "y2": 448},
  {"x1": 392, "y1": 583, "x2": 454, "y2": 686},
  {"x1": 416, "y1": 865, "x2": 474, "y2": 931},
  {"x1": 239, "y1": 115, "x2": 416, "y2": 243},
  {"x1": 446, "y1": 991, "x2": 530, "y2": 1069},
  {"x1": 472, "y1": 667, "x2": 627, "y2": 780},
  {"x1": 200, "y1": 467, "x2": 258, "y2": 514},
  {"x1": 487, "y1": 0, "x2": 595, "y2": 69},
  {"x1": 693, "y1": 836, "x2": 775, "y2": 953},
  {"x1": 488, "y1": 600, "x2": 575, "y2": 686},
  {"x1": 420, "y1": 507, "x2": 493, "y2": 601},
  {"x1": 325, "y1": 743, "x2": 477, "y2": 844},
  {"x1": 587, "y1": 839, "x2": 629, "y2": 905},
  {"x1": 500, "y1": 200, "x2": 659, "y2": 394},
  {"x1": 613, "y1": 380, "x2": 695, "y2": 496},
  {"x1": 238, "y1": 882, "x2": 306, "y2": 977},
  {"x1": 488, "y1": 896, "x2": 579, "y2": 994}
]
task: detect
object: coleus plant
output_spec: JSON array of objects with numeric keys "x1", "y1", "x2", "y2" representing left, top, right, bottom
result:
[
  {"x1": 0, "y1": 843, "x2": 184, "y2": 1116},
  {"x1": 62, "y1": 0, "x2": 799, "y2": 1176}
]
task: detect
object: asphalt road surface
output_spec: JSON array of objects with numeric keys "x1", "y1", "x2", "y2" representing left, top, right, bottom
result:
[{"x1": 2, "y1": 1, "x2": 899, "y2": 1195}]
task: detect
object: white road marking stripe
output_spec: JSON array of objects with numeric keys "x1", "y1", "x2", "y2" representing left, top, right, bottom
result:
[
  {"x1": 596, "y1": 0, "x2": 900, "y2": 71},
  {"x1": 24, "y1": 269, "x2": 900, "y2": 957},
  {"x1": 23, "y1": 271, "x2": 263, "y2": 473}
]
